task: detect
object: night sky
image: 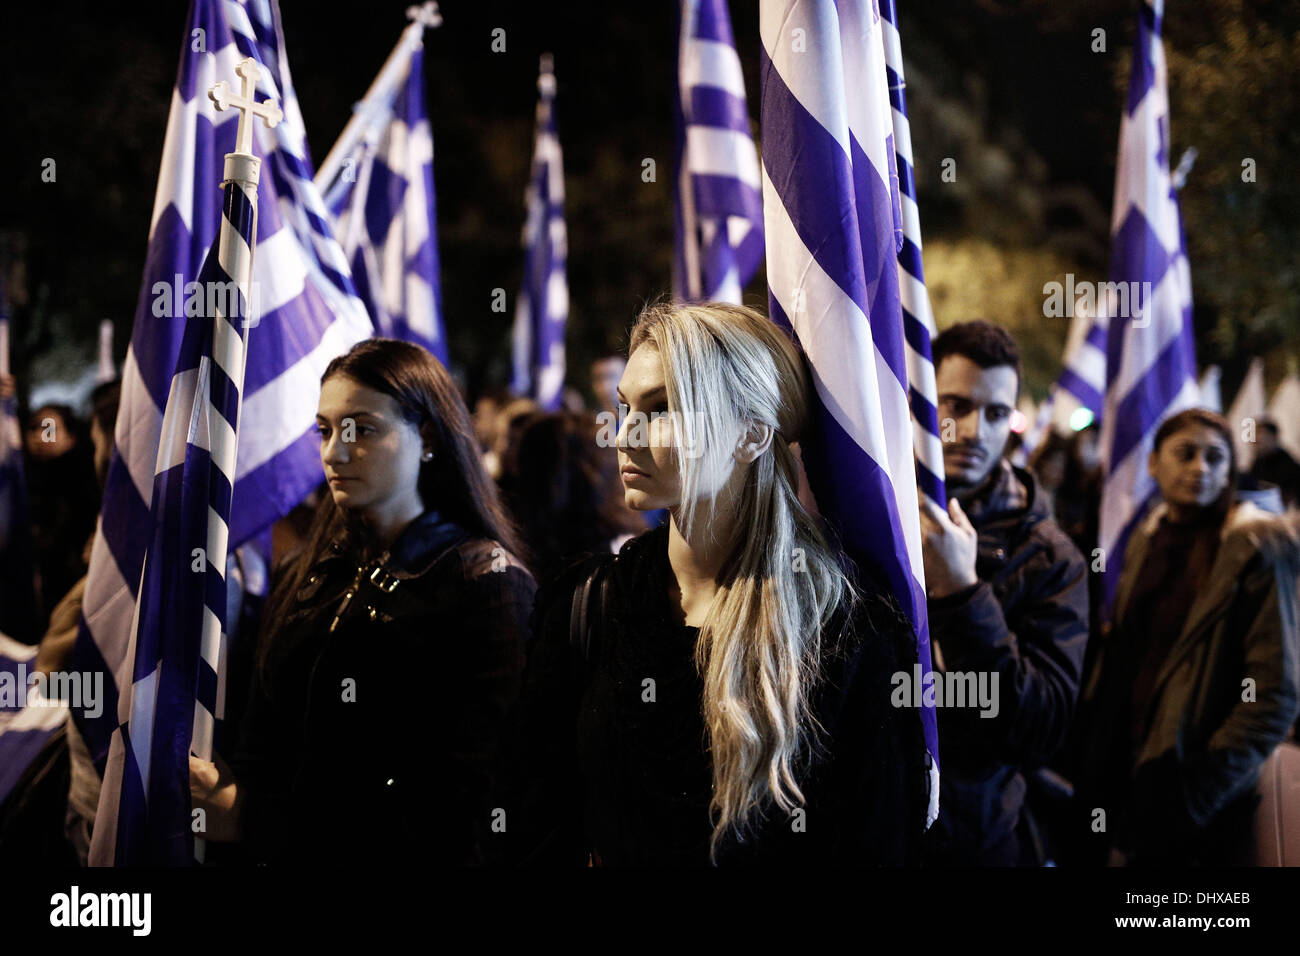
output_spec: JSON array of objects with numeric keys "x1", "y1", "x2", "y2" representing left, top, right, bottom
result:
[{"x1": 3, "y1": 0, "x2": 1295, "y2": 402}]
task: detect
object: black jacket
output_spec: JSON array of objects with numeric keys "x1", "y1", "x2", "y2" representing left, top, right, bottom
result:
[
  {"x1": 231, "y1": 509, "x2": 535, "y2": 866},
  {"x1": 926, "y1": 461, "x2": 1089, "y2": 862},
  {"x1": 495, "y1": 523, "x2": 931, "y2": 866}
]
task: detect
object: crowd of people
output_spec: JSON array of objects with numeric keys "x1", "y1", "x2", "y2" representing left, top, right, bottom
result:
[{"x1": 1, "y1": 303, "x2": 1297, "y2": 867}]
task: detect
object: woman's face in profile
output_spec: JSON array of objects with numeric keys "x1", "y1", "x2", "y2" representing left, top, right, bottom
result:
[
  {"x1": 1149, "y1": 423, "x2": 1231, "y2": 511},
  {"x1": 315, "y1": 374, "x2": 426, "y2": 518},
  {"x1": 615, "y1": 345, "x2": 695, "y2": 512}
]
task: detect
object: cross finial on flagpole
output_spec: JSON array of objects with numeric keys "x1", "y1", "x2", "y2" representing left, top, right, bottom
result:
[
  {"x1": 209, "y1": 58, "x2": 284, "y2": 158},
  {"x1": 407, "y1": 1, "x2": 442, "y2": 28}
]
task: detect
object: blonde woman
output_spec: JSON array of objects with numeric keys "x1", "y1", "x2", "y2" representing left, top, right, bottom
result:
[{"x1": 500, "y1": 302, "x2": 930, "y2": 865}]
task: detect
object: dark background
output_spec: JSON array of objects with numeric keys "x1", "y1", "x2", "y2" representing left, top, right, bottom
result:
[{"x1": 1, "y1": 0, "x2": 1296, "y2": 404}]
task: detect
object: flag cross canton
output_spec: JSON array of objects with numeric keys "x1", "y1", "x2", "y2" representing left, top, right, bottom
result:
[{"x1": 209, "y1": 57, "x2": 284, "y2": 157}]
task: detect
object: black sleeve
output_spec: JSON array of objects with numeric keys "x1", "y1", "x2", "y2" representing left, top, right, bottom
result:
[
  {"x1": 927, "y1": 530, "x2": 1090, "y2": 769},
  {"x1": 488, "y1": 554, "x2": 607, "y2": 866},
  {"x1": 817, "y1": 594, "x2": 931, "y2": 865},
  {"x1": 228, "y1": 656, "x2": 291, "y2": 862},
  {"x1": 438, "y1": 561, "x2": 536, "y2": 863}
]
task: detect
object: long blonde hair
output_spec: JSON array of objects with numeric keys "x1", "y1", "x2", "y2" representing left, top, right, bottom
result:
[{"x1": 628, "y1": 301, "x2": 857, "y2": 860}]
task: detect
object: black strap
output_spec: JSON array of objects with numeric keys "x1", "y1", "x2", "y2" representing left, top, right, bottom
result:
[{"x1": 568, "y1": 558, "x2": 610, "y2": 686}]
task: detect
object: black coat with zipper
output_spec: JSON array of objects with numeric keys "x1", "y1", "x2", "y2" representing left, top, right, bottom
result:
[
  {"x1": 230, "y1": 509, "x2": 535, "y2": 866},
  {"x1": 925, "y1": 461, "x2": 1090, "y2": 863}
]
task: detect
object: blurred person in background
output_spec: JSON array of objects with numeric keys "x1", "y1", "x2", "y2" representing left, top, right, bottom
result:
[
  {"x1": 473, "y1": 385, "x2": 514, "y2": 475},
  {"x1": 1078, "y1": 408, "x2": 1300, "y2": 865},
  {"x1": 589, "y1": 354, "x2": 625, "y2": 416},
  {"x1": 1, "y1": 379, "x2": 123, "y2": 866},
  {"x1": 23, "y1": 401, "x2": 99, "y2": 628},
  {"x1": 1249, "y1": 418, "x2": 1300, "y2": 510},
  {"x1": 491, "y1": 397, "x2": 539, "y2": 490},
  {"x1": 505, "y1": 410, "x2": 644, "y2": 577}
]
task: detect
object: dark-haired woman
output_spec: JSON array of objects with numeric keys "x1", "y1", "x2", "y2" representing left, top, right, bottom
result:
[
  {"x1": 190, "y1": 339, "x2": 536, "y2": 866},
  {"x1": 1079, "y1": 408, "x2": 1300, "y2": 865},
  {"x1": 505, "y1": 410, "x2": 645, "y2": 572},
  {"x1": 497, "y1": 302, "x2": 930, "y2": 866}
]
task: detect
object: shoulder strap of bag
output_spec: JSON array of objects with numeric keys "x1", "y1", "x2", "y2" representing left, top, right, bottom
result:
[{"x1": 568, "y1": 557, "x2": 612, "y2": 686}]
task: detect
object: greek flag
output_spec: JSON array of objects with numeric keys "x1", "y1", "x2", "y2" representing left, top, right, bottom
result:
[
  {"x1": 69, "y1": 0, "x2": 371, "y2": 839},
  {"x1": 1098, "y1": 0, "x2": 1198, "y2": 616},
  {"x1": 760, "y1": 0, "x2": 938, "y2": 826},
  {"x1": 1227, "y1": 357, "x2": 1266, "y2": 469},
  {"x1": 510, "y1": 55, "x2": 568, "y2": 411},
  {"x1": 0, "y1": 635, "x2": 68, "y2": 806},
  {"x1": 1198, "y1": 365, "x2": 1223, "y2": 412},
  {"x1": 318, "y1": 7, "x2": 446, "y2": 362},
  {"x1": 91, "y1": 165, "x2": 261, "y2": 865},
  {"x1": 0, "y1": 309, "x2": 39, "y2": 645},
  {"x1": 880, "y1": 0, "x2": 944, "y2": 509},
  {"x1": 1015, "y1": 301, "x2": 1107, "y2": 464},
  {"x1": 1269, "y1": 370, "x2": 1300, "y2": 461},
  {"x1": 673, "y1": 0, "x2": 764, "y2": 304}
]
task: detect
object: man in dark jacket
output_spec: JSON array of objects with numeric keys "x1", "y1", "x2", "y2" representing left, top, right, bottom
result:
[
  {"x1": 918, "y1": 321, "x2": 1090, "y2": 865},
  {"x1": 1249, "y1": 418, "x2": 1300, "y2": 509}
]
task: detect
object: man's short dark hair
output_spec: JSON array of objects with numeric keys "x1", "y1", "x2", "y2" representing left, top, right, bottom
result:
[{"x1": 932, "y1": 320, "x2": 1021, "y2": 393}]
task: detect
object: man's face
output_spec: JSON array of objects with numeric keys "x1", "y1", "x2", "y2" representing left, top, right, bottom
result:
[{"x1": 935, "y1": 355, "x2": 1018, "y2": 491}]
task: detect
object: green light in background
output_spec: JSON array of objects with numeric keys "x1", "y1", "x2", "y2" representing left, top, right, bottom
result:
[{"x1": 1070, "y1": 407, "x2": 1095, "y2": 431}]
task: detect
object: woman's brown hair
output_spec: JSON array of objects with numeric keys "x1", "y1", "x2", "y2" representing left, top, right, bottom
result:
[{"x1": 255, "y1": 339, "x2": 526, "y2": 677}]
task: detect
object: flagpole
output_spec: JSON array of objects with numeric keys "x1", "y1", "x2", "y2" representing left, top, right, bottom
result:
[
  {"x1": 189, "y1": 57, "x2": 282, "y2": 862},
  {"x1": 96, "y1": 320, "x2": 115, "y2": 383},
  {"x1": 314, "y1": 2, "x2": 441, "y2": 192}
]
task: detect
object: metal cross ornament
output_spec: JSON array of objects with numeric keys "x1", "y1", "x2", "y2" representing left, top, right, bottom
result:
[{"x1": 209, "y1": 58, "x2": 284, "y2": 157}]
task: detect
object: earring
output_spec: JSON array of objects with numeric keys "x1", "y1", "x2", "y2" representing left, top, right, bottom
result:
[{"x1": 422, "y1": 450, "x2": 433, "y2": 462}]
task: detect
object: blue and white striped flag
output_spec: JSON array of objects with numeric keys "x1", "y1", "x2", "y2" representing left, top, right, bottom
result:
[
  {"x1": 319, "y1": 4, "x2": 447, "y2": 362},
  {"x1": 0, "y1": 635, "x2": 69, "y2": 806},
  {"x1": 70, "y1": 0, "x2": 372, "y2": 847},
  {"x1": 91, "y1": 52, "x2": 288, "y2": 866},
  {"x1": 760, "y1": 0, "x2": 938, "y2": 826},
  {"x1": 1098, "y1": 0, "x2": 1198, "y2": 616},
  {"x1": 1198, "y1": 364, "x2": 1223, "y2": 413},
  {"x1": 673, "y1": 0, "x2": 764, "y2": 304},
  {"x1": 880, "y1": 0, "x2": 945, "y2": 510},
  {"x1": 1014, "y1": 300, "x2": 1107, "y2": 465},
  {"x1": 93, "y1": 144, "x2": 263, "y2": 864},
  {"x1": 510, "y1": 55, "x2": 568, "y2": 411}
]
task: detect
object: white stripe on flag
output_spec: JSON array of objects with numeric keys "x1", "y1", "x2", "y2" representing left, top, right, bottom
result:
[{"x1": 681, "y1": 39, "x2": 747, "y2": 98}]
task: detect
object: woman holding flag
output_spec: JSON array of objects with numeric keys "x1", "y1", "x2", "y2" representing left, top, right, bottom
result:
[
  {"x1": 499, "y1": 302, "x2": 930, "y2": 865},
  {"x1": 190, "y1": 338, "x2": 536, "y2": 866}
]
